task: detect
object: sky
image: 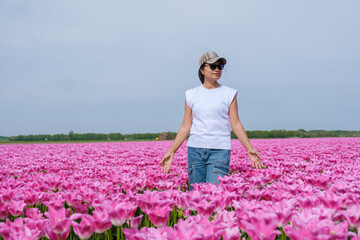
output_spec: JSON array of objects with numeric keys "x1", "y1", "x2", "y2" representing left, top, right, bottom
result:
[{"x1": 1, "y1": 0, "x2": 359, "y2": 136}]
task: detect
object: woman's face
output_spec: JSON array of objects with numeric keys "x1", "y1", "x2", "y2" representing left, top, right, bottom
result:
[{"x1": 200, "y1": 60, "x2": 224, "y2": 83}]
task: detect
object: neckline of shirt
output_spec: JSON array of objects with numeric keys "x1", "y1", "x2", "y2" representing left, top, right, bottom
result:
[{"x1": 201, "y1": 84, "x2": 222, "y2": 91}]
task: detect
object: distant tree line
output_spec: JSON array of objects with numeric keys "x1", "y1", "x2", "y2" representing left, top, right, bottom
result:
[
  {"x1": 5, "y1": 129, "x2": 360, "y2": 142},
  {"x1": 231, "y1": 129, "x2": 360, "y2": 139},
  {"x1": 8, "y1": 131, "x2": 176, "y2": 142},
  {"x1": 0, "y1": 136, "x2": 9, "y2": 141}
]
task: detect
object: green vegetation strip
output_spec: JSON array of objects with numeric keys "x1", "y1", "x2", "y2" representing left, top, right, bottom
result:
[{"x1": 1, "y1": 130, "x2": 360, "y2": 143}]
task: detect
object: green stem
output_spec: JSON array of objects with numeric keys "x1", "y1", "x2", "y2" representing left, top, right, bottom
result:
[
  {"x1": 117, "y1": 227, "x2": 120, "y2": 240},
  {"x1": 105, "y1": 230, "x2": 108, "y2": 240},
  {"x1": 173, "y1": 206, "x2": 176, "y2": 226},
  {"x1": 281, "y1": 228, "x2": 286, "y2": 240},
  {"x1": 145, "y1": 214, "x2": 149, "y2": 228}
]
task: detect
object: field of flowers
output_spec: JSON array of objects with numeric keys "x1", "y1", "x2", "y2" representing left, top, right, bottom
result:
[{"x1": 0, "y1": 137, "x2": 360, "y2": 240}]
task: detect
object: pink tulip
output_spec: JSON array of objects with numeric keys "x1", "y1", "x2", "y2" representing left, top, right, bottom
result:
[
  {"x1": 311, "y1": 175, "x2": 331, "y2": 189},
  {"x1": 25, "y1": 208, "x2": 44, "y2": 221},
  {"x1": 129, "y1": 215, "x2": 143, "y2": 228},
  {"x1": 272, "y1": 199, "x2": 298, "y2": 228},
  {"x1": 215, "y1": 209, "x2": 234, "y2": 220},
  {"x1": 72, "y1": 200, "x2": 90, "y2": 214},
  {"x1": 330, "y1": 181, "x2": 352, "y2": 194},
  {"x1": 107, "y1": 198, "x2": 137, "y2": 220},
  {"x1": 156, "y1": 181, "x2": 176, "y2": 191},
  {"x1": 285, "y1": 217, "x2": 348, "y2": 240},
  {"x1": 108, "y1": 206, "x2": 127, "y2": 227},
  {"x1": 45, "y1": 175, "x2": 62, "y2": 190},
  {"x1": 44, "y1": 206, "x2": 72, "y2": 234},
  {"x1": 245, "y1": 188, "x2": 262, "y2": 201},
  {"x1": 233, "y1": 200, "x2": 262, "y2": 231},
  {"x1": 193, "y1": 199, "x2": 216, "y2": 218},
  {"x1": 311, "y1": 206, "x2": 335, "y2": 222},
  {"x1": 92, "y1": 206, "x2": 112, "y2": 233},
  {"x1": 160, "y1": 226, "x2": 181, "y2": 239},
  {"x1": 0, "y1": 218, "x2": 41, "y2": 240},
  {"x1": 0, "y1": 188, "x2": 16, "y2": 203},
  {"x1": 318, "y1": 192, "x2": 344, "y2": 210},
  {"x1": 92, "y1": 192, "x2": 107, "y2": 205},
  {"x1": 221, "y1": 191, "x2": 238, "y2": 209},
  {"x1": 8, "y1": 200, "x2": 26, "y2": 217},
  {"x1": 174, "y1": 192, "x2": 192, "y2": 211},
  {"x1": 25, "y1": 208, "x2": 48, "y2": 237},
  {"x1": 335, "y1": 205, "x2": 360, "y2": 229},
  {"x1": 324, "y1": 221, "x2": 348, "y2": 239},
  {"x1": 44, "y1": 195, "x2": 65, "y2": 211},
  {"x1": 285, "y1": 209, "x2": 338, "y2": 239},
  {"x1": 241, "y1": 209, "x2": 281, "y2": 240},
  {"x1": 297, "y1": 195, "x2": 319, "y2": 209},
  {"x1": 223, "y1": 227, "x2": 241, "y2": 240},
  {"x1": 123, "y1": 227, "x2": 148, "y2": 240},
  {"x1": 79, "y1": 188, "x2": 96, "y2": 204},
  {"x1": 0, "y1": 223, "x2": 10, "y2": 240},
  {"x1": 138, "y1": 191, "x2": 171, "y2": 214},
  {"x1": 220, "y1": 175, "x2": 250, "y2": 192},
  {"x1": 0, "y1": 219, "x2": 15, "y2": 240},
  {"x1": 0, "y1": 202, "x2": 9, "y2": 220},
  {"x1": 24, "y1": 191, "x2": 40, "y2": 205},
  {"x1": 62, "y1": 181, "x2": 75, "y2": 191},
  {"x1": 72, "y1": 214, "x2": 95, "y2": 240},
  {"x1": 175, "y1": 215, "x2": 222, "y2": 240},
  {"x1": 44, "y1": 223, "x2": 70, "y2": 240},
  {"x1": 145, "y1": 226, "x2": 178, "y2": 239},
  {"x1": 175, "y1": 223, "x2": 197, "y2": 240},
  {"x1": 147, "y1": 205, "x2": 173, "y2": 227},
  {"x1": 64, "y1": 191, "x2": 82, "y2": 207}
]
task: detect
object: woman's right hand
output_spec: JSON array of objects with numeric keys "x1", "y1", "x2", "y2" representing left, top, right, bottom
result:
[
  {"x1": 160, "y1": 152, "x2": 174, "y2": 173},
  {"x1": 248, "y1": 149, "x2": 264, "y2": 169}
]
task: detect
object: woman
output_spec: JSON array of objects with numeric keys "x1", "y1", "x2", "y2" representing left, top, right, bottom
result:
[{"x1": 160, "y1": 51, "x2": 264, "y2": 190}]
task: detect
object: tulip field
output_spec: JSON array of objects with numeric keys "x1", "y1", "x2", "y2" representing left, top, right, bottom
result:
[{"x1": 1, "y1": 137, "x2": 360, "y2": 240}]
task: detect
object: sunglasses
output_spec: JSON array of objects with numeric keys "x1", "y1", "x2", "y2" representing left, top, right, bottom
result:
[{"x1": 207, "y1": 63, "x2": 224, "y2": 70}]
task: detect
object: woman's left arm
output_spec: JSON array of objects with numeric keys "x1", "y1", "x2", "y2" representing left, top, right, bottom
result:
[{"x1": 229, "y1": 97, "x2": 264, "y2": 169}]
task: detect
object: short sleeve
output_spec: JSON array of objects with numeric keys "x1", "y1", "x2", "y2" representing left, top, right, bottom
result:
[
  {"x1": 227, "y1": 88, "x2": 238, "y2": 107},
  {"x1": 185, "y1": 89, "x2": 194, "y2": 109}
]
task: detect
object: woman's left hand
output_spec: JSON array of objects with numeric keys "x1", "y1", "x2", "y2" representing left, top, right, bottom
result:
[{"x1": 248, "y1": 149, "x2": 264, "y2": 169}]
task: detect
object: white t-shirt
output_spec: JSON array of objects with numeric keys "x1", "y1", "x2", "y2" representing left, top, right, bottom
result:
[{"x1": 185, "y1": 84, "x2": 238, "y2": 150}]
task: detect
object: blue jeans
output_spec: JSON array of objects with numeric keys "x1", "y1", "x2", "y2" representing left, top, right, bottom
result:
[{"x1": 187, "y1": 147, "x2": 231, "y2": 191}]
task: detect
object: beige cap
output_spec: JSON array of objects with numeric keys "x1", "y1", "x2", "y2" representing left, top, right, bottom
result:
[{"x1": 199, "y1": 51, "x2": 227, "y2": 66}]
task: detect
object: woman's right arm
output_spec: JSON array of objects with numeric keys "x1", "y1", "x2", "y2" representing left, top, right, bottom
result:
[{"x1": 160, "y1": 100, "x2": 192, "y2": 173}]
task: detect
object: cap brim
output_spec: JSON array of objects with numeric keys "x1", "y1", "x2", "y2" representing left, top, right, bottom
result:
[{"x1": 206, "y1": 57, "x2": 227, "y2": 65}]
